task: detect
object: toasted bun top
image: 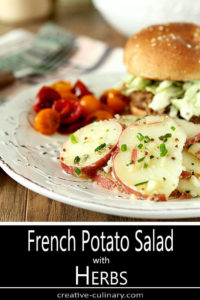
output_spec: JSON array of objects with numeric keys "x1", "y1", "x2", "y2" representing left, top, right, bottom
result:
[{"x1": 124, "y1": 23, "x2": 200, "y2": 81}]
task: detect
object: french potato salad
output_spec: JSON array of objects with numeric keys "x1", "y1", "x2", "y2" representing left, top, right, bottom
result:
[{"x1": 60, "y1": 114, "x2": 200, "y2": 201}]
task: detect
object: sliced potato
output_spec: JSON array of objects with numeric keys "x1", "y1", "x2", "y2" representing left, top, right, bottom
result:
[
  {"x1": 60, "y1": 120, "x2": 123, "y2": 177},
  {"x1": 115, "y1": 115, "x2": 141, "y2": 127},
  {"x1": 174, "y1": 118, "x2": 200, "y2": 139},
  {"x1": 188, "y1": 143, "x2": 200, "y2": 159},
  {"x1": 113, "y1": 116, "x2": 186, "y2": 199},
  {"x1": 178, "y1": 175, "x2": 200, "y2": 197},
  {"x1": 182, "y1": 150, "x2": 200, "y2": 174},
  {"x1": 174, "y1": 118, "x2": 200, "y2": 159}
]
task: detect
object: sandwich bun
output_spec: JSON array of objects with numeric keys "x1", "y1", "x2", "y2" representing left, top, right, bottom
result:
[{"x1": 124, "y1": 22, "x2": 200, "y2": 81}]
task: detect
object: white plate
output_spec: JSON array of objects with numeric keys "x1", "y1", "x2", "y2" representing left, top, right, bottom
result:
[{"x1": 1, "y1": 73, "x2": 200, "y2": 219}]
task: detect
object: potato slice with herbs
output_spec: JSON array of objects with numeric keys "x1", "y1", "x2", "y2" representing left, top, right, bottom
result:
[
  {"x1": 113, "y1": 116, "x2": 186, "y2": 200},
  {"x1": 182, "y1": 150, "x2": 200, "y2": 174},
  {"x1": 60, "y1": 120, "x2": 123, "y2": 177},
  {"x1": 178, "y1": 175, "x2": 200, "y2": 197}
]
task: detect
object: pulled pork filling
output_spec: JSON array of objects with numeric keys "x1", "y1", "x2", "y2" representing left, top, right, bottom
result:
[
  {"x1": 115, "y1": 74, "x2": 200, "y2": 123},
  {"x1": 130, "y1": 91, "x2": 169, "y2": 116}
]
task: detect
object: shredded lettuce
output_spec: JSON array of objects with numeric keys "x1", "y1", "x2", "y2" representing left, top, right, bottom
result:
[{"x1": 115, "y1": 74, "x2": 200, "y2": 120}]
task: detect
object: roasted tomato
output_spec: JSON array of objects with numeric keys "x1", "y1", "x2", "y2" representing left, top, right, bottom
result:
[
  {"x1": 71, "y1": 80, "x2": 93, "y2": 98},
  {"x1": 34, "y1": 108, "x2": 60, "y2": 135},
  {"x1": 33, "y1": 86, "x2": 61, "y2": 113},
  {"x1": 101, "y1": 89, "x2": 128, "y2": 113},
  {"x1": 80, "y1": 95, "x2": 101, "y2": 116},
  {"x1": 51, "y1": 80, "x2": 71, "y2": 98},
  {"x1": 53, "y1": 99, "x2": 83, "y2": 124}
]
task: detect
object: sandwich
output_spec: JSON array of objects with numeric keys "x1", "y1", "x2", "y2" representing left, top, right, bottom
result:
[{"x1": 116, "y1": 22, "x2": 200, "y2": 123}]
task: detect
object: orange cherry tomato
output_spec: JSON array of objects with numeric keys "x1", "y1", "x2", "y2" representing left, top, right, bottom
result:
[
  {"x1": 100, "y1": 103, "x2": 114, "y2": 115},
  {"x1": 80, "y1": 95, "x2": 101, "y2": 116},
  {"x1": 85, "y1": 110, "x2": 113, "y2": 124},
  {"x1": 51, "y1": 81, "x2": 72, "y2": 99},
  {"x1": 106, "y1": 89, "x2": 127, "y2": 113},
  {"x1": 34, "y1": 108, "x2": 60, "y2": 135}
]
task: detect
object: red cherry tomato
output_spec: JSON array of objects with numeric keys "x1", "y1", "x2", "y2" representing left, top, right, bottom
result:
[
  {"x1": 53, "y1": 99, "x2": 83, "y2": 124},
  {"x1": 71, "y1": 80, "x2": 93, "y2": 98},
  {"x1": 33, "y1": 86, "x2": 61, "y2": 113}
]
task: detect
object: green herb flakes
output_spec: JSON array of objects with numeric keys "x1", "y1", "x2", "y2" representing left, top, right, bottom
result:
[
  {"x1": 74, "y1": 156, "x2": 80, "y2": 164},
  {"x1": 144, "y1": 136, "x2": 151, "y2": 143},
  {"x1": 95, "y1": 143, "x2": 106, "y2": 152},
  {"x1": 138, "y1": 156, "x2": 146, "y2": 162},
  {"x1": 159, "y1": 133, "x2": 172, "y2": 141},
  {"x1": 121, "y1": 144, "x2": 127, "y2": 152},
  {"x1": 135, "y1": 181, "x2": 149, "y2": 187},
  {"x1": 137, "y1": 133, "x2": 144, "y2": 141},
  {"x1": 70, "y1": 134, "x2": 78, "y2": 144},
  {"x1": 138, "y1": 143, "x2": 143, "y2": 149},
  {"x1": 160, "y1": 143, "x2": 168, "y2": 157},
  {"x1": 75, "y1": 168, "x2": 81, "y2": 176},
  {"x1": 126, "y1": 160, "x2": 133, "y2": 166}
]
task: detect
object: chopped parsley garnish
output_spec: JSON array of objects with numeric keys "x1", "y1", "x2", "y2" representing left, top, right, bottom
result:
[
  {"x1": 121, "y1": 144, "x2": 127, "y2": 152},
  {"x1": 135, "y1": 180, "x2": 149, "y2": 187},
  {"x1": 160, "y1": 143, "x2": 168, "y2": 157},
  {"x1": 70, "y1": 134, "x2": 78, "y2": 144},
  {"x1": 171, "y1": 126, "x2": 176, "y2": 131},
  {"x1": 163, "y1": 177, "x2": 166, "y2": 181},
  {"x1": 137, "y1": 133, "x2": 144, "y2": 141},
  {"x1": 74, "y1": 156, "x2": 80, "y2": 164},
  {"x1": 138, "y1": 143, "x2": 143, "y2": 149},
  {"x1": 126, "y1": 160, "x2": 133, "y2": 166},
  {"x1": 136, "y1": 117, "x2": 141, "y2": 121},
  {"x1": 143, "y1": 163, "x2": 148, "y2": 168},
  {"x1": 159, "y1": 133, "x2": 172, "y2": 140},
  {"x1": 138, "y1": 156, "x2": 146, "y2": 162},
  {"x1": 75, "y1": 168, "x2": 81, "y2": 176},
  {"x1": 106, "y1": 129, "x2": 110, "y2": 132},
  {"x1": 95, "y1": 143, "x2": 106, "y2": 152},
  {"x1": 144, "y1": 136, "x2": 151, "y2": 143}
]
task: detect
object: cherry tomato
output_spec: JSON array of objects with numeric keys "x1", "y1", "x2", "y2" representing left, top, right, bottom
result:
[
  {"x1": 33, "y1": 86, "x2": 61, "y2": 113},
  {"x1": 34, "y1": 108, "x2": 60, "y2": 135},
  {"x1": 99, "y1": 90, "x2": 109, "y2": 103},
  {"x1": 53, "y1": 99, "x2": 83, "y2": 124},
  {"x1": 85, "y1": 110, "x2": 113, "y2": 124},
  {"x1": 80, "y1": 95, "x2": 101, "y2": 116},
  {"x1": 106, "y1": 90, "x2": 127, "y2": 113},
  {"x1": 71, "y1": 80, "x2": 93, "y2": 98},
  {"x1": 53, "y1": 99, "x2": 71, "y2": 115},
  {"x1": 100, "y1": 103, "x2": 114, "y2": 115},
  {"x1": 51, "y1": 81, "x2": 72, "y2": 98},
  {"x1": 60, "y1": 91, "x2": 79, "y2": 102}
]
